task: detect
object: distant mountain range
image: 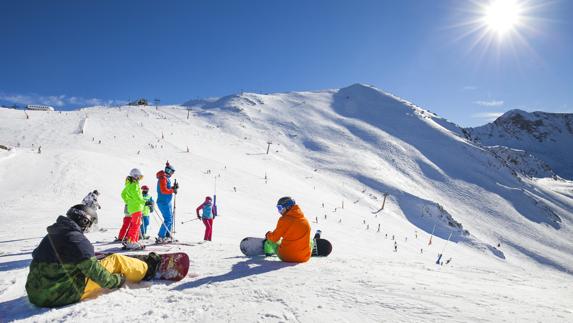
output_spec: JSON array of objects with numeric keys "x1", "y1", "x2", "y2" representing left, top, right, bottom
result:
[{"x1": 464, "y1": 109, "x2": 573, "y2": 179}]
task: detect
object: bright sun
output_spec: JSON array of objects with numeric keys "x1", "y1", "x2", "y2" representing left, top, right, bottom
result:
[{"x1": 483, "y1": 0, "x2": 523, "y2": 36}]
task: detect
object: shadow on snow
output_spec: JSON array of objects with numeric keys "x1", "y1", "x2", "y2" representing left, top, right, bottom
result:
[{"x1": 172, "y1": 257, "x2": 297, "y2": 291}]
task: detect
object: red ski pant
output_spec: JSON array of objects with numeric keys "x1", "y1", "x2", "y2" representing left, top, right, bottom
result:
[
  {"x1": 202, "y1": 218, "x2": 213, "y2": 241},
  {"x1": 126, "y1": 212, "x2": 143, "y2": 242},
  {"x1": 118, "y1": 216, "x2": 131, "y2": 240}
]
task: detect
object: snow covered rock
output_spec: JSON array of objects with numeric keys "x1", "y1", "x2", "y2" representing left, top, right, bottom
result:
[{"x1": 465, "y1": 109, "x2": 573, "y2": 179}]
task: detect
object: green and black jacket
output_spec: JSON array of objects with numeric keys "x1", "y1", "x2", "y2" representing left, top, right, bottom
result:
[{"x1": 25, "y1": 216, "x2": 122, "y2": 308}]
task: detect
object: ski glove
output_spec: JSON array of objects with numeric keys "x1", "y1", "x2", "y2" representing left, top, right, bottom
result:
[
  {"x1": 172, "y1": 182, "x2": 179, "y2": 190},
  {"x1": 145, "y1": 200, "x2": 153, "y2": 207},
  {"x1": 117, "y1": 274, "x2": 126, "y2": 288}
]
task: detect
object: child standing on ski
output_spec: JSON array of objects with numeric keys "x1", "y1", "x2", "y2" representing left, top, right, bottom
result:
[
  {"x1": 120, "y1": 168, "x2": 146, "y2": 250},
  {"x1": 156, "y1": 162, "x2": 178, "y2": 243},
  {"x1": 196, "y1": 196, "x2": 217, "y2": 241},
  {"x1": 140, "y1": 185, "x2": 154, "y2": 239}
]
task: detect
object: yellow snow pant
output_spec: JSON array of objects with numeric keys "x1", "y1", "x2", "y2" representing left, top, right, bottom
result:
[{"x1": 81, "y1": 254, "x2": 148, "y2": 300}]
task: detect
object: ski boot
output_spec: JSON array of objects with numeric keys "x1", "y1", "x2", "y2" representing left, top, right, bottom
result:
[{"x1": 143, "y1": 252, "x2": 162, "y2": 280}]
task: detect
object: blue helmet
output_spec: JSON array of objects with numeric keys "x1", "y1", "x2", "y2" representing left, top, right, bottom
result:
[{"x1": 276, "y1": 196, "x2": 295, "y2": 213}]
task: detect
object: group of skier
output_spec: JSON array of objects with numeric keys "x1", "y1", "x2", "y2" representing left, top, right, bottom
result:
[
  {"x1": 24, "y1": 160, "x2": 317, "y2": 308},
  {"x1": 114, "y1": 161, "x2": 217, "y2": 250}
]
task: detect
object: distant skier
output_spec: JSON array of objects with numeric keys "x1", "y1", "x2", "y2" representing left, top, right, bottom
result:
[
  {"x1": 140, "y1": 185, "x2": 155, "y2": 240},
  {"x1": 25, "y1": 204, "x2": 161, "y2": 308},
  {"x1": 196, "y1": 196, "x2": 217, "y2": 241},
  {"x1": 120, "y1": 168, "x2": 146, "y2": 250},
  {"x1": 263, "y1": 197, "x2": 311, "y2": 263},
  {"x1": 82, "y1": 190, "x2": 101, "y2": 210},
  {"x1": 81, "y1": 190, "x2": 101, "y2": 229},
  {"x1": 156, "y1": 162, "x2": 178, "y2": 243}
]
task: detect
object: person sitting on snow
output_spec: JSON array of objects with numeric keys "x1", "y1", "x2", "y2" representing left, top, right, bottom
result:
[
  {"x1": 264, "y1": 197, "x2": 312, "y2": 263},
  {"x1": 25, "y1": 204, "x2": 161, "y2": 308}
]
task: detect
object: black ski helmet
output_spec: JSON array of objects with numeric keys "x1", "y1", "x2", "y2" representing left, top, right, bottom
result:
[
  {"x1": 66, "y1": 204, "x2": 97, "y2": 232},
  {"x1": 93, "y1": 190, "x2": 99, "y2": 196},
  {"x1": 277, "y1": 196, "x2": 296, "y2": 211}
]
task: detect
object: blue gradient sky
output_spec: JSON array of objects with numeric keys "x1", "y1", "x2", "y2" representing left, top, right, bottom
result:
[{"x1": 1, "y1": 0, "x2": 571, "y2": 126}]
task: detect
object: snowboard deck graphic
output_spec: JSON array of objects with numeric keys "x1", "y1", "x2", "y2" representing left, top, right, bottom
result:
[
  {"x1": 239, "y1": 237, "x2": 333, "y2": 257},
  {"x1": 95, "y1": 252, "x2": 190, "y2": 281}
]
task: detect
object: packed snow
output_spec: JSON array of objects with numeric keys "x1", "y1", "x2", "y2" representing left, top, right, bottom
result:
[{"x1": 1, "y1": 84, "x2": 572, "y2": 322}]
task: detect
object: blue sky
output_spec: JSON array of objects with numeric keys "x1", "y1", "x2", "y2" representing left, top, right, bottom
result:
[{"x1": 0, "y1": 0, "x2": 571, "y2": 126}]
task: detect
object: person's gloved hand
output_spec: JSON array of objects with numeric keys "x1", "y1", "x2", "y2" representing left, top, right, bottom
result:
[
  {"x1": 145, "y1": 200, "x2": 153, "y2": 206},
  {"x1": 172, "y1": 182, "x2": 179, "y2": 190},
  {"x1": 117, "y1": 274, "x2": 126, "y2": 288},
  {"x1": 197, "y1": 215, "x2": 201, "y2": 220}
]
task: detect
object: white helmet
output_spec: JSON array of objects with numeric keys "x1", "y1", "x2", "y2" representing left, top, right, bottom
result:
[{"x1": 129, "y1": 168, "x2": 143, "y2": 178}]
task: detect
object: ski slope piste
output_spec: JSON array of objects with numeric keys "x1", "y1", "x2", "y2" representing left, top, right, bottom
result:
[{"x1": 0, "y1": 83, "x2": 572, "y2": 322}]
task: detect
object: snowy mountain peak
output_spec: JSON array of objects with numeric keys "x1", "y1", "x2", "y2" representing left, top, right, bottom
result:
[{"x1": 466, "y1": 109, "x2": 573, "y2": 179}]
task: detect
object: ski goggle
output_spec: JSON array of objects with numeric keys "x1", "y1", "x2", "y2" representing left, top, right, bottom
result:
[
  {"x1": 276, "y1": 205, "x2": 285, "y2": 213},
  {"x1": 165, "y1": 167, "x2": 175, "y2": 175}
]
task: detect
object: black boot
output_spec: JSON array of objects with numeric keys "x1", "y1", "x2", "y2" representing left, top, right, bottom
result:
[{"x1": 143, "y1": 252, "x2": 162, "y2": 281}]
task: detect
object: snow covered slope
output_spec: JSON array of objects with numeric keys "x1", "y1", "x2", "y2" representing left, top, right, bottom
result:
[
  {"x1": 465, "y1": 109, "x2": 573, "y2": 179},
  {"x1": 1, "y1": 84, "x2": 572, "y2": 322}
]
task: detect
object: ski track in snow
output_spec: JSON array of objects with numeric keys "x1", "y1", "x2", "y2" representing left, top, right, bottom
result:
[{"x1": 1, "y1": 86, "x2": 573, "y2": 322}]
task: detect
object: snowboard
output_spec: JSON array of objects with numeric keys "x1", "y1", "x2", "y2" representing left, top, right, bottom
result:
[
  {"x1": 239, "y1": 237, "x2": 266, "y2": 257},
  {"x1": 239, "y1": 237, "x2": 333, "y2": 257},
  {"x1": 96, "y1": 252, "x2": 190, "y2": 281}
]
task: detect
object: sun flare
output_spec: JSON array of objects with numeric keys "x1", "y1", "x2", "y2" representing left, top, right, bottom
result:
[{"x1": 483, "y1": 0, "x2": 523, "y2": 36}]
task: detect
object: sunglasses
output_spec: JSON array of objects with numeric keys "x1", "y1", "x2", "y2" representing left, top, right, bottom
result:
[{"x1": 276, "y1": 205, "x2": 285, "y2": 213}]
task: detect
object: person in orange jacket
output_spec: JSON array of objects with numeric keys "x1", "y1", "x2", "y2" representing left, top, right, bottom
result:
[{"x1": 264, "y1": 197, "x2": 311, "y2": 263}]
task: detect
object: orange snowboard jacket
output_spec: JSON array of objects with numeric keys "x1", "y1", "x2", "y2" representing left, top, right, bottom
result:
[{"x1": 266, "y1": 205, "x2": 311, "y2": 263}]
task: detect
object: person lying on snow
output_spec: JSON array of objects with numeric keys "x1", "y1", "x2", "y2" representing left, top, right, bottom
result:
[
  {"x1": 264, "y1": 197, "x2": 312, "y2": 263},
  {"x1": 25, "y1": 204, "x2": 161, "y2": 308}
]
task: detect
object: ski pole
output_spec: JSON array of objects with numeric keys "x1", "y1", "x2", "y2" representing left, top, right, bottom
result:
[
  {"x1": 181, "y1": 218, "x2": 200, "y2": 224},
  {"x1": 172, "y1": 179, "x2": 177, "y2": 237},
  {"x1": 152, "y1": 209, "x2": 175, "y2": 239},
  {"x1": 213, "y1": 175, "x2": 218, "y2": 218}
]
